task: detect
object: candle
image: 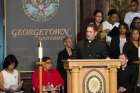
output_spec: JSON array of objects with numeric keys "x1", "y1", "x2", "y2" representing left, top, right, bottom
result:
[
  {"x1": 38, "y1": 41, "x2": 43, "y2": 61},
  {"x1": 138, "y1": 47, "x2": 140, "y2": 58}
]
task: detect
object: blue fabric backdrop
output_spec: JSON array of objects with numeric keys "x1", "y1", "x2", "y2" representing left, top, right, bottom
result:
[{"x1": 0, "y1": 0, "x2": 4, "y2": 69}]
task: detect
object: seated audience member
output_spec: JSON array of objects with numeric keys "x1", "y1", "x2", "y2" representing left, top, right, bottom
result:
[
  {"x1": 103, "y1": 9, "x2": 120, "y2": 33},
  {"x1": 72, "y1": 22, "x2": 109, "y2": 59},
  {"x1": 130, "y1": 17, "x2": 140, "y2": 30},
  {"x1": 102, "y1": 9, "x2": 120, "y2": 44},
  {"x1": 123, "y1": 29, "x2": 139, "y2": 63},
  {"x1": 124, "y1": 0, "x2": 140, "y2": 28},
  {"x1": 92, "y1": 10, "x2": 103, "y2": 28},
  {"x1": 78, "y1": 10, "x2": 104, "y2": 41},
  {"x1": 32, "y1": 57, "x2": 64, "y2": 93},
  {"x1": 110, "y1": 23, "x2": 129, "y2": 58},
  {"x1": 117, "y1": 54, "x2": 138, "y2": 93},
  {"x1": 57, "y1": 36, "x2": 73, "y2": 93},
  {"x1": 97, "y1": 28, "x2": 107, "y2": 42},
  {"x1": 0, "y1": 54, "x2": 23, "y2": 93}
]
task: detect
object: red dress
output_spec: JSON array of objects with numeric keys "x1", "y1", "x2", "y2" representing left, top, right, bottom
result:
[{"x1": 32, "y1": 67, "x2": 64, "y2": 93}]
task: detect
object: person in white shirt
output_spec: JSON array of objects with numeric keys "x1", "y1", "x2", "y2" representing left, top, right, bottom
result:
[
  {"x1": 124, "y1": 0, "x2": 140, "y2": 28},
  {"x1": 102, "y1": 9, "x2": 120, "y2": 45},
  {"x1": 103, "y1": 9, "x2": 120, "y2": 32},
  {"x1": 0, "y1": 55, "x2": 23, "y2": 93}
]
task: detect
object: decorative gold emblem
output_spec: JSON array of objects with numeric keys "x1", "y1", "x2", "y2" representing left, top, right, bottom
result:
[
  {"x1": 87, "y1": 76, "x2": 102, "y2": 93},
  {"x1": 83, "y1": 69, "x2": 105, "y2": 93},
  {"x1": 88, "y1": 77, "x2": 101, "y2": 92}
]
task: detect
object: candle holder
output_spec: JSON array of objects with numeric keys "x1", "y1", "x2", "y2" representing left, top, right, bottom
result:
[{"x1": 37, "y1": 40, "x2": 43, "y2": 93}]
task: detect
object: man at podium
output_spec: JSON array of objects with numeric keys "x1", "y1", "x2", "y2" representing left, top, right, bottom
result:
[{"x1": 73, "y1": 22, "x2": 109, "y2": 59}]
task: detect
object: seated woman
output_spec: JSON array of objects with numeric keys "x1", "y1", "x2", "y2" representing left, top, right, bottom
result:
[
  {"x1": 32, "y1": 57, "x2": 64, "y2": 93},
  {"x1": 117, "y1": 54, "x2": 138, "y2": 93},
  {"x1": 0, "y1": 54, "x2": 23, "y2": 93}
]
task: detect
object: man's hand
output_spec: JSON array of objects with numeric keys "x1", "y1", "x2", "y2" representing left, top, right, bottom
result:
[{"x1": 118, "y1": 86, "x2": 127, "y2": 93}]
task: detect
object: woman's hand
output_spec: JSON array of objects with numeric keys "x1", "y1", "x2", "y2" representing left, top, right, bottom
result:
[{"x1": 5, "y1": 88, "x2": 15, "y2": 93}]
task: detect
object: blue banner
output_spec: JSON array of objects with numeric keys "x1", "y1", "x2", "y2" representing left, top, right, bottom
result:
[
  {"x1": 5, "y1": 0, "x2": 77, "y2": 71},
  {"x1": 0, "y1": 0, "x2": 4, "y2": 69}
]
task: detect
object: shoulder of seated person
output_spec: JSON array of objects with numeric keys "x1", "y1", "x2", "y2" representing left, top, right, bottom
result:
[
  {"x1": 14, "y1": 69, "x2": 18, "y2": 72},
  {"x1": 127, "y1": 65, "x2": 136, "y2": 69},
  {"x1": 115, "y1": 22, "x2": 120, "y2": 25},
  {"x1": 58, "y1": 49, "x2": 66, "y2": 55},
  {"x1": 77, "y1": 39, "x2": 85, "y2": 44},
  {"x1": 48, "y1": 68, "x2": 58, "y2": 72},
  {"x1": 125, "y1": 11, "x2": 140, "y2": 16},
  {"x1": 125, "y1": 11, "x2": 134, "y2": 15},
  {"x1": 96, "y1": 39, "x2": 107, "y2": 44},
  {"x1": 102, "y1": 21, "x2": 110, "y2": 25}
]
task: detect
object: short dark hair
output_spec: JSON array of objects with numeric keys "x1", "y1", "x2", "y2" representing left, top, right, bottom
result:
[
  {"x1": 108, "y1": 9, "x2": 118, "y2": 16},
  {"x1": 86, "y1": 22, "x2": 97, "y2": 32},
  {"x1": 3, "y1": 54, "x2": 18, "y2": 69},
  {"x1": 42, "y1": 57, "x2": 51, "y2": 62},
  {"x1": 119, "y1": 53, "x2": 128, "y2": 59}
]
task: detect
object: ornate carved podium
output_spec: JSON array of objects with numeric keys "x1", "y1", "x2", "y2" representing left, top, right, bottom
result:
[{"x1": 64, "y1": 59, "x2": 121, "y2": 93}]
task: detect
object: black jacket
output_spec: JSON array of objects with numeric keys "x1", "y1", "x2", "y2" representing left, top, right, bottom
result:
[
  {"x1": 117, "y1": 65, "x2": 138, "y2": 93},
  {"x1": 110, "y1": 36, "x2": 129, "y2": 58},
  {"x1": 72, "y1": 39, "x2": 109, "y2": 59},
  {"x1": 57, "y1": 48, "x2": 72, "y2": 93},
  {"x1": 123, "y1": 41, "x2": 138, "y2": 63}
]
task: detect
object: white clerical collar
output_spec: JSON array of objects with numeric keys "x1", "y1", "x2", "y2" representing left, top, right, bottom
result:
[
  {"x1": 121, "y1": 64, "x2": 127, "y2": 70},
  {"x1": 88, "y1": 40, "x2": 92, "y2": 43}
]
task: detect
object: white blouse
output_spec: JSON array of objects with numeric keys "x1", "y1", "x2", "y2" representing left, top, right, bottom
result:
[
  {"x1": 1, "y1": 69, "x2": 19, "y2": 89},
  {"x1": 119, "y1": 38, "x2": 126, "y2": 53}
]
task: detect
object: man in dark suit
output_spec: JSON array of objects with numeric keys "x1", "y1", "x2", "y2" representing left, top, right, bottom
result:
[
  {"x1": 117, "y1": 54, "x2": 138, "y2": 93},
  {"x1": 73, "y1": 22, "x2": 109, "y2": 59}
]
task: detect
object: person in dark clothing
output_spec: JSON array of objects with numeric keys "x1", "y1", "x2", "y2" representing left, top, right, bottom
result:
[
  {"x1": 110, "y1": 23, "x2": 130, "y2": 59},
  {"x1": 57, "y1": 36, "x2": 73, "y2": 93},
  {"x1": 73, "y1": 22, "x2": 109, "y2": 59},
  {"x1": 117, "y1": 54, "x2": 138, "y2": 93},
  {"x1": 123, "y1": 29, "x2": 139, "y2": 63},
  {"x1": 122, "y1": 29, "x2": 139, "y2": 93}
]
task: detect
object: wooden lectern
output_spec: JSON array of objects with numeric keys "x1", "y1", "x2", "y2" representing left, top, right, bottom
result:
[{"x1": 64, "y1": 59, "x2": 121, "y2": 93}]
